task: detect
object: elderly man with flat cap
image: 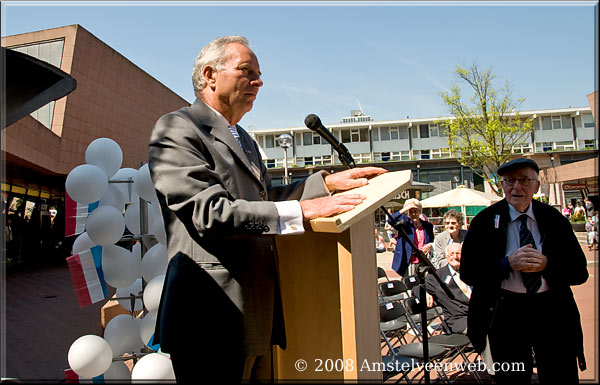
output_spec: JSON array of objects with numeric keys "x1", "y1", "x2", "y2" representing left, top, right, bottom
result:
[{"x1": 460, "y1": 158, "x2": 588, "y2": 383}]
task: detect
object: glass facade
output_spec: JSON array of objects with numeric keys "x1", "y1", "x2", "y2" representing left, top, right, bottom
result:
[{"x1": 9, "y1": 39, "x2": 65, "y2": 129}]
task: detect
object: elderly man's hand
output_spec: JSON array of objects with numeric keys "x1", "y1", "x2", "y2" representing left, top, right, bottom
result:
[
  {"x1": 323, "y1": 167, "x2": 387, "y2": 193},
  {"x1": 300, "y1": 194, "x2": 366, "y2": 220},
  {"x1": 508, "y1": 245, "x2": 548, "y2": 273}
]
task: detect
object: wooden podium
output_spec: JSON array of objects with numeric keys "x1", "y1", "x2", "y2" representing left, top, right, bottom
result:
[{"x1": 273, "y1": 170, "x2": 412, "y2": 381}]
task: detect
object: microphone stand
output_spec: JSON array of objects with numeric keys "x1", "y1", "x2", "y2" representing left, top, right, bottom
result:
[{"x1": 331, "y1": 148, "x2": 455, "y2": 385}]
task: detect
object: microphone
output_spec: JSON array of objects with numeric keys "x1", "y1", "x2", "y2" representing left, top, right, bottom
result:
[{"x1": 304, "y1": 114, "x2": 355, "y2": 168}]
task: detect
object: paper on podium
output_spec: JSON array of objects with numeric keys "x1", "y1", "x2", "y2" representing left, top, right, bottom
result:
[{"x1": 309, "y1": 170, "x2": 412, "y2": 233}]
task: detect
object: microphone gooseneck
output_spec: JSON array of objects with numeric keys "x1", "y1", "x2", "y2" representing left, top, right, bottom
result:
[{"x1": 304, "y1": 114, "x2": 355, "y2": 168}]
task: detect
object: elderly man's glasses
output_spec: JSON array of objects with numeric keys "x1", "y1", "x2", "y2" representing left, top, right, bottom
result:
[{"x1": 502, "y1": 177, "x2": 537, "y2": 186}]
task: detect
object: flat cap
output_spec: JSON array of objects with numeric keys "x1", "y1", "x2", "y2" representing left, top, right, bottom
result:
[{"x1": 497, "y1": 158, "x2": 539, "y2": 176}]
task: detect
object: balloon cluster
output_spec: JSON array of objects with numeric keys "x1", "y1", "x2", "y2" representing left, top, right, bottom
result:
[{"x1": 65, "y1": 138, "x2": 174, "y2": 381}]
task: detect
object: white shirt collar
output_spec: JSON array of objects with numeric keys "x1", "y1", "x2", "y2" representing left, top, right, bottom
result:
[
  {"x1": 206, "y1": 103, "x2": 235, "y2": 128},
  {"x1": 448, "y1": 264, "x2": 458, "y2": 276},
  {"x1": 508, "y1": 202, "x2": 535, "y2": 222}
]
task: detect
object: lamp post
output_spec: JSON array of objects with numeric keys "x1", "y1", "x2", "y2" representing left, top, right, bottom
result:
[
  {"x1": 278, "y1": 134, "x2": 293, "y2": 185},
  {"x1": 416, "y1": 163, "x2": 421, "y2": 182}
]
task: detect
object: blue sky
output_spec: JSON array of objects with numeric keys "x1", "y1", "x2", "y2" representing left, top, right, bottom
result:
[{"x1": 2, "y1": 1, "x2": 597, "y2": 130}]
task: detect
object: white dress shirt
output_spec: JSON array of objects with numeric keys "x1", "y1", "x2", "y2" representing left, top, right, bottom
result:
[
  {"x1": 501, "y1": 203, "x2": 549, "y2": 293},
  {"x1": 447, "y1": 264, "x2": 472, "y2": 298}
]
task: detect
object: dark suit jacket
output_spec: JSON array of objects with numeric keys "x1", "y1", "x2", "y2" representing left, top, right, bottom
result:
[
  {"x1": 425, "y1": 265, "x2": 469, "y2": 334},
  {"x1": 148, "y1": 98, "x2": 329, "y2": 357},
  {"x1": 387, "y1": 213, "x2": 434, "y2": 275},
  {"x1": 460, "y1": 199, "x2": 588, "y2": 367}
]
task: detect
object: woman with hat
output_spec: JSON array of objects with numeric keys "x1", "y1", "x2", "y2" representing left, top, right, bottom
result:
[{"x1": 387, "y1": 198, "x2": 434, "y2": 276}]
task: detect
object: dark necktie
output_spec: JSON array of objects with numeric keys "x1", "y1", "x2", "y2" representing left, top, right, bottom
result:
[{"x1": 519, "y1": 214, "x2": 542, "y2": 294}]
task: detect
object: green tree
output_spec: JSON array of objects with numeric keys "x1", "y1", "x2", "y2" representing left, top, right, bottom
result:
[{"x1": 438, "y1": 64, "x2": 534, "y2": 196}]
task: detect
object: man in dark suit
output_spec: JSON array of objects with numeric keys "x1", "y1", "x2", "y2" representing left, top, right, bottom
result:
[
  {"x1": 148, "y1": 36, "x2": 385, "y2": 382},
  {"x1": 425, "y1": 242, "x2": 470, "y2": 334},
  {"x1": 460, "y1": 158, "x2": 588, "y2": 383}
]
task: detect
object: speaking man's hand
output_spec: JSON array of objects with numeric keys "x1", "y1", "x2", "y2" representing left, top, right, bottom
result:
[
  {"x1": 300, "y1": 194, "x2": 366, "y2": 220},
  {"x1": 323, "y1": 167, "x2": 387, "y2": 193}
]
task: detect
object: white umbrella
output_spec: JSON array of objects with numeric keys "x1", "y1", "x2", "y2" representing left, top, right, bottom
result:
[{"x1": 420, "y1": 185, "x2": 503, "y2": 223}]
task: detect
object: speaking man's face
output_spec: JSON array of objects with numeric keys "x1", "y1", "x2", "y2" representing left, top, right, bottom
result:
[{"x1": 214, "y1": 43, "x2": 263, "y2": 118}]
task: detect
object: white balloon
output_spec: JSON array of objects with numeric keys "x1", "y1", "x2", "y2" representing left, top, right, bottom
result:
[
  {"x1": 139, "y1": 311, "x2": 159, "y2": 350},
  {"x1": 143, "y1": 275, "x2": 165, "y2": 314},
  {"x1": 116, "y1": 278, "x2": 143, "y2": 312},
  {"x1": 124, "y1": 202, "x2": 142, "y2": 235},
  {"x1": 141, "y1": 243, "x2": 168, "y2": 282},
  {"x1": 72, "y1": 232, "x2": 97, "y2": 255},
  {"x1": 102, "y1": 245, "x2": 140, "y2": 288},
  {"x1": 132, "y1": 242, "x2": 142, "y2": 263},
  {"x1": 98, "y1": 183, "x2": 126, "y2": 212},
  {"x1": 150, "y1": 214, "x2": 167, "y2": 245},
  {"x1": 85, "y1": 138, "x2": 123, "y2": 179},
  {"x1": 86, "y1": 206, "x2": 125, "y2": 246},
  {"x1": 66, "y1": 164, "x2": 108, "y2": 205},
  {"x1": 134, "y1": 164, "x2": 159, "y2": 203},
  {"x1": 111, "y1": 168, "x2": 139, "y2": 205},
  {"x1": 67, "y1": 335, "x2": 112, "y2": 378},
  {"x1": 131, "y1": 353, "x2": 175, "y2": 381},
  {"x1": 103, "y1": 314, "x2": 143, "y2": 357},
  {"x1": 102, "y1": 361, "x2": 131, "y2": 381}
]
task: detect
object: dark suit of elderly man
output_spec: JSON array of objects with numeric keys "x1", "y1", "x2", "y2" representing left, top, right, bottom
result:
[
  {"x1": 460, "y1": 158, "x2": 588, "y2": 383},
  {"x1": 148, "y1": 36, "x2": 385, "y2": 382}
]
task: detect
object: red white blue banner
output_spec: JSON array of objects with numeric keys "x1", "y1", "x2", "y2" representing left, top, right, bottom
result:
[{"x1": 66, "y1": 246, "x2": 108, "y2": 308}]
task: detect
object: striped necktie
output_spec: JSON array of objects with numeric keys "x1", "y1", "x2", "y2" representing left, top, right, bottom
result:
[
  {"x1": 228, "y1": 125, "x2": 243, "y2": 148},
  {"x1": 519, "y1": 214, "x2": 542, "y2": 294}
]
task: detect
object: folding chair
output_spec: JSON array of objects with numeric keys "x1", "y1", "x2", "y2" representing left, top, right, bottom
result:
[
  {"x1": 378, "y1": 280, "x2": 409, "y2": 305},
  {"x1": 403, "y1": 296, "x2": 484, "y2": 383},
  {"x1": 379, "y1": 301, "x2": 411, "y2": 348},
  {"x1": 379, "y1": 302, "x2": 448, "y2": 382},
  {"x1": 403, "y1": 274, "x2": 445, "y2": 330}
]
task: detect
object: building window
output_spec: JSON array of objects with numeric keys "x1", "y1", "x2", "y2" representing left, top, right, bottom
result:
[
  {"x1": 583, "y1": 113, "x2": 595, "y2": 128},
  {"x1": 302, "y1": 132, "x2": 312, "y2": 146},
  {"x1": 555, "y1": 141, "x2": 575, "y2": 151},
  {"x1": 353, "y1": 153, "x2": 372, "y2": 163},
  {"x1": 372, "y1": 128, "x2": 379, "y2": 141},
  {"x1": 389, "y1": 127, "x2": 399, "y2": 140},
  {"x1": 439, "y1": 124, "x2": 449, "y2": 137},
  {"x1": 417, "y1": 150, "x2": 430, "y2": 160},
  {"x1": 578, "y1": 139, "x2": 596, "y2": 150},
  {"x1": 265, "y1": 135, "x2": 275, "y2": 148},
  {"x1": 551, "y1": 116, "x2": 562, "y2": 130},
  {"x1": 312, "y1": 132, "x2": 321, "y2": 145},
  {"x1": 429, "y1": 124, "x2": 439, "y2": 137},
  {"x1": 341, "y1": 130, "x2": 351, "y2": 143},
  {"x1": 431, "y1": 148, "x2": 450, "y2": 159},
  {"x1": 399, "y1": 126, "x2": 409, "y2": 139},
  {"x1": 512, "y1": 143, "x2": 533, "y2": 154},
  {"x1": 561, "y1": 116, "x2": 572, "y2": 129},
  {"x1": 419, "y1": 124, "x2": 430, "y2": 138},
  {"x1": 535, "y1": 142, "x2": 553, "y2": 152},
  {"x1": 341, "y1": 128, "x2": 366, "y2": 143},
  {"x1": 303, "y1": 157, "x2": 314, "y2": 166},
  {"x1": 265, "y1": 159, "x2": 276, "y2": 168},
  {"x1": 541, "y1": 116, "x2": 552, "y2": 130},
  {"x1": 314, "y1": 155, "x2": 331, "y2": 165},
  {"x1": 380, "y1": 127, "x2": 390, "y2": 141}
]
